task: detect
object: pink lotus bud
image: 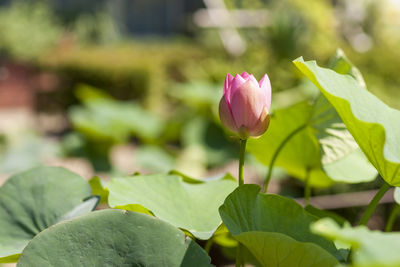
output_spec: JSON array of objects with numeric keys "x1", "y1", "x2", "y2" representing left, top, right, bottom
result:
[{"x1": 219, "y1": 72, "x2": 271, "y2": 139}]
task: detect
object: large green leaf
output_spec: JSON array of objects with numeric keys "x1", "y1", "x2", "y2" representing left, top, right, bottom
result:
[
  {"x1": 312, "y1": 51, "x2": 376, "y2": 183},
  {"x1": 235, "y1": 231, "x2": 339, "y2": 267},
  {"x1": 219, "y1": 185, "x2": 344, "y2": 262},
  {"x1": 311, "y1": 94, "x2": 377, "y2": 183},
  {"x1": 0, "y1": 166, "x2": 94, "y2": 263},
  {"x1": 312, "y1": 218, "x2": 400, "y2": 267},
  {"x1": 294, "y1": 57, "x2": 400, "y2": 186},
  {"x1": 107, "y1": 173, "x2": 237, "y2": 239},
  {"x1": 17, "y1": 209, "x2": 212, "y2": 267}
]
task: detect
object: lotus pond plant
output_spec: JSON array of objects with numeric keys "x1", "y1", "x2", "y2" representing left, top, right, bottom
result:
[
  {"x1": 219, "y1": 71, "x2": 272, "y2": 266},
  {"x1": 0, "y1": 50, "x2": 400, "y2": 267}
]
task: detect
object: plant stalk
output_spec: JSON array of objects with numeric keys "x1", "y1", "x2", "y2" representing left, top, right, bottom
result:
[
  {"x1": 238, "y1": 139, "x2": 247, "y2": 186},
  {"x1": 235, "y1": 139, "x2": 247, "y2": 267},
  {"x1": 359, "y1": 181, "x2": 391, "y2": 226},
  {"x1": 204, "y1": 237, "x2": 214, "y2": 254},
  {"x1": 235, "y1": 244, "x2": 242, "y2": 267},
  {"x1": 304, "y1": 167, "x2": 312, "y2": 206},
  {"x1": 385, "y1": 204, "x2": 400, "y2": 232},
  {"x1": 262, "y1": 124, "x2": 307, "y2": 193}
]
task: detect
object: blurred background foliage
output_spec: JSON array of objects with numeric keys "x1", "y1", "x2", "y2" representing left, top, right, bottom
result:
[{"x1": 0, "y1": 0, "x2": 399, "y2": 193}]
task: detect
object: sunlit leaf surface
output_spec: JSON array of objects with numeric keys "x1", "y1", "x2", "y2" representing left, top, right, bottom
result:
[
  {"x1": 294, "y1": 57, "x2": 400, "y2": 186},
  {"x1": 312, "y1": 218, "x2": 400, "y2": 267},
  {"x1": 107, "y1": 173, "x2": 237, "y2": 239},
  {"x1": 18, "y1": 210, "x2": 212, "y2": 267}
]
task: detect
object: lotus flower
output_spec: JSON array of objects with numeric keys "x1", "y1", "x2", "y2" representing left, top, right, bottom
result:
[{"x1": 219, "y1": 71, "x2": 271, "y2": 139}]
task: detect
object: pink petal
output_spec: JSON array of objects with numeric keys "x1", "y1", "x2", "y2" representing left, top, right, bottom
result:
[
  {"x1": 240, "y1": 71, "x2": 250, "y2": 79},
  {"x1": 259, "y1": 74, "x2": 272, "y2": 110},
  {"x1": 228, "y1": 74, "x2": 246, "y2": 103},
  {"x1": 247, "y1": 74, "x2": 259, "y2": 87},
  {"x1": 219, "y1": 96, "x2": 238, "y2": 132},
  {"x1": 223, "y1": 73, "x2": 234, "y2": 96},
  {"x1": 230, "y1": 80, "x2": 266, "y2": 129},
  {"x1": 248, "y1": 107, "x2": 270, "y2": 137}
]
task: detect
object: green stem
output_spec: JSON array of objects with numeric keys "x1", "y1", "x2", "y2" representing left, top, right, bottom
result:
[
  {"x1": 359, "y1": 182, "x2": 391, "y2": 226},
  {"x1": 262, "y1": 124, "x2": 307, "y2": 193},
  {"x1": 235, "y1": 139, "x2": 247, "y2": 267},
  {"x1": 304, "y1": 167, "x2": 312, "y2": 206},
  {"x1": 238, "y1": 139, "x2": 247, "y2": 186},
  {"x1": 204, "y1": 237, "x2": 214, "y2": 254},
  {"x1": 385, "y1": 204, "x2": 400, "y2": 232},
  {"x1": 235, "y1": 244, "x2": 242, "y2": 267}
]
